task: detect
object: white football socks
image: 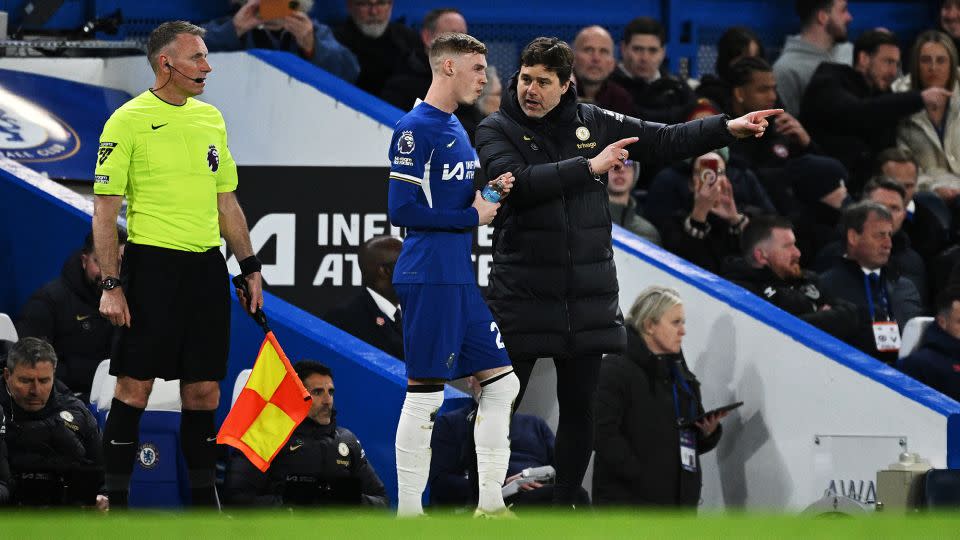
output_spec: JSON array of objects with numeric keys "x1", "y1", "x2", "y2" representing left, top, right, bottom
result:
[
  {"x1": 474, "y1": 370, "x2": 520, "y2": 513},
  {"x1": 395, "y1": 386, "x2": 444, "y2": 517}
]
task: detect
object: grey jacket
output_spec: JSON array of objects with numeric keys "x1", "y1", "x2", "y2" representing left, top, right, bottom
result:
[
  {"x1": 774, "y1": 35, "x2": 849, "y2": 115},
  {"x1": 609, "y1": 197, "x2": 661, "y2": 245},
  {"x1": 897, "y1": 82, "x2": 960, "y2": 179}
]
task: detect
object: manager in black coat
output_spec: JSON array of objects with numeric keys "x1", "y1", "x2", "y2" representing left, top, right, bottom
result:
[
  {"x1": 594, "y1": 287, "x2": 724, "y2": 507},
  {"x1": 475, "y1": 37, "x2": 778, "y2": 504}
]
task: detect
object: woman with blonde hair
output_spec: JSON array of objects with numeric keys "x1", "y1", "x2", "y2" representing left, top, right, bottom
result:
[
  {"x1": 896, "y1": 30, "x2": 960, "y2": 183},
  {"x1": 593, "y1": 286, "x2": 727, "y2": 507}
]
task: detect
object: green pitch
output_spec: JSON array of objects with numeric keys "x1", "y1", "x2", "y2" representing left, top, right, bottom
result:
[{"x1": 4, "y1": 509, "x2": 960, "y2": 539}]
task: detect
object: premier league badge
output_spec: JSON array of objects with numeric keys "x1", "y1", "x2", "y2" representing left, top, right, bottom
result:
[
  {"x1": 207, "y1": 144, "x2": 219, "y2": 172},
  {"x1": 398, "y1": 131, "x2": 415, "y2": 155}
]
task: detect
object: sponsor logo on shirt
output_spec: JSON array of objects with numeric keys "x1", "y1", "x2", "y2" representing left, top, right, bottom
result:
[
  {"x1": 0, "y1": 93, "x2": 80, "y2": 163},
  {"x1": 94, "y1": 174, "x2": 109, "y2": 184},
  {"x1": 393, "y1": 156, "x2": 414, "y2": 166},
  {"x1": 441, "y1": 159, "x2": 480, "y2": 181},
  {"x1": 97, "y1": 142, "x2": 116, "y2": 166}
]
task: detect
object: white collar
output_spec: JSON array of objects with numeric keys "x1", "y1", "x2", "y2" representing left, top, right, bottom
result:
[
  {"x1": 906, "y1": 199, "x2": 916, "y2": 214},
  {"x1": 366, "y1": 287, "x2": 399, "y2": 321},
  {"x1": 860, "y1": 266, "x2": 881, "y2": 277}
]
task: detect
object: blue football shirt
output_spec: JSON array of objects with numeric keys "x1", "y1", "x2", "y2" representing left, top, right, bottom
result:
[{"x1": 387, "y1": 102, "x2": 481, "y2": 285}]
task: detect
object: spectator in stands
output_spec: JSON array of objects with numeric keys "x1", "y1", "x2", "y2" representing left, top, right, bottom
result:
[
  {"x1": 819, "y1": 202, "x2": 924, "y2": 364},
  {"x1": 225, "y1": 360, "x2": 387, "y2": 507},
  {"x1": 335, "y1": 0, "x2": 421, "y2": 96},
  {"x1": 324, "y1": 236, "x2": 403, "y2": 359},
  {"x1": 610, "y1": 17, "x2": 698, "y2": 125},
  {"x1": 722, "y1": 215, "x2": 859, "y2": 340},
  {"x1": 773, "y1": 0, "x2": 853, "y2": 115},
  {"x1": 16, "y1": 230, "x2": 126, "y2": 402},
  {"x1": 790, "y1": 156, "x2": 849, "y2": 267},
  {"x1": 203, "y1": 0, "x2": 359, "y2": 82},
  {"x1": 657, "y1": 151, "x2": 758, "y2": 273},
  {"x1": 941, "y1": 0, "x2": 960, "y2": 54},
  {"x1": 878, "y1": 147, "x2": 950, "y2": 261},
  {"x1": 816, "y1": 178, "x2": 929, "y2": 310},
  {"x1": 726, "y1": 56, "x2": 830, "y2": 215},
  {"x1": 801, "y1": 30, "x2": 949, "y2": 192},
  {"x1": 572, "y1": 25, "x2": 634, "y2": 115},
  {"x1": 896, "y1": 32, "x2": 960, "y2": 185},
  {"x1": 900, "y1": 287, "x2": 960, "y2": 399},
  {"x1": 607, "y1": 159, "x2": 661, "y2": 245},
  {"x1": 381, "y1": 8, "x2": 468, "y2": 111},
  {"x1": 0, "y1": 338, "x2": 106, "y2": 509},
  {"x1": 697, "y1": 26, "x2": 766, "y2": 114},
  {"x1": 429, "y1": 376, "x2": 587, "y2": 508},
  {"x1": 594, "y1": 286, "x2": 725, "y2": 507}
]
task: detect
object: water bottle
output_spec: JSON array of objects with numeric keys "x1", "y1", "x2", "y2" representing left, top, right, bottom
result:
[{"x1": 481, "y1": 180, "x2": 503, "y2": 203}]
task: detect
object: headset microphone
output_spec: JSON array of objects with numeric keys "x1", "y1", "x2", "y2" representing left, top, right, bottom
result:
[{"x1": 165, "y1": 62, "x2": 205, "y2": 83}]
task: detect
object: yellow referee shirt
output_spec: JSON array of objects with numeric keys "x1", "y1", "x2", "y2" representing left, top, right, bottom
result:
[{"x1": 94, "y1": 90, "x2": 238, "y2": 252}]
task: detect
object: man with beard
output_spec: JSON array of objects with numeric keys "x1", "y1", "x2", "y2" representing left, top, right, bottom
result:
[
  {"x1": 224, "y1": 360, "x2": 387, "y2": 507},
  {"x1": 572, "y1": 25, "x2": 634, "y2": 115},
  {"x1": 773, "y1": 0, "x2": 854, "y2": 116},
  {"x1": 335, "y1": 0, "x2": 420, "y2": 96},
  {"x1": 800, "y1": 30, "x2": 950, "y2": 192},
  {"x1": 721, "y1": 215, "x2": 859, "y2": 341},
  {"x1": 17, "y1": 230, "x2": 126, "y2": 402},
  {"x1": 475, "y1": 36, "x2": 780, "y2": 506}
]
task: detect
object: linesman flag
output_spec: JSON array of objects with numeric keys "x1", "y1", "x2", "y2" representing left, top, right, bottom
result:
[{"x1": 217, "y1": 276, "x2": 311, "y2": 472}]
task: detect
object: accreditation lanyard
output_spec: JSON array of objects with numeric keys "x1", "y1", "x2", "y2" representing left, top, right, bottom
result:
[
  {"x1": 671, "y1": 364, "x2": 699, "y2": 473},
  {"x1": 862, "y1": 273, "x2": 892, "y2": 322}
]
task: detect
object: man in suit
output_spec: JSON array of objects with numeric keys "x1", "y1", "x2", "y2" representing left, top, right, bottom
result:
[{"x1": 324, "y1": 236, "x2": 403, "y2": 358}]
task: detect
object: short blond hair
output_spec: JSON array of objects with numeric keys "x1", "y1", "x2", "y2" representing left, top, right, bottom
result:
[{"x1": 626, "y1": 286, "x2": 683, "y2": 335}]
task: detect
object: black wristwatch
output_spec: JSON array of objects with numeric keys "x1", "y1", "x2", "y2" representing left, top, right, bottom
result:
[{"x1": 99, "y1": 277, "x2": 121, "y2": 291}]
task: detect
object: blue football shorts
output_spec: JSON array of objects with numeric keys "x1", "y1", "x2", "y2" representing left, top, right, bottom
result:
[{"x1": 394, "y1": 283, "x2": 511, "y2": 380}]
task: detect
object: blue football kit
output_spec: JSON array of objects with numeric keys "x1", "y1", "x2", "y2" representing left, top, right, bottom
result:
[{"x1": 387, "y1": 102, "x2": 510, "y2": 380}]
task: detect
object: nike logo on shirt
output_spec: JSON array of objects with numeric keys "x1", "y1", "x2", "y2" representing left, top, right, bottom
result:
[
  {"x1": 446, "y1": 138, "x2": 456, "y2": 148},
  {"x1": 289, "y1": 443, "x2": 303, "y2": 452},
  {"x1": 151, "y1": 123, "x2": 168, "y2": 130},
  {"x1": 76, "y1": 314, "x2": 91, "y2": 321},
  {"x1": 110, "y1": 440, "x2": 135, "y2": 446}
]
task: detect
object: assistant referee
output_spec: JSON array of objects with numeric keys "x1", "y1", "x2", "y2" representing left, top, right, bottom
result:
[{"x1": 92, "y1": 20, "x2": 263, "y2": 508}]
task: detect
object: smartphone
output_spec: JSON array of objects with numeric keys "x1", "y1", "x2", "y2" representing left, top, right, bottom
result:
[
  {"x1": 679, "y1": 401, "x2": 743, "y2": 428},
  {"x1": 260, "y1": 0, "x2": 299, "y2": 20},
  {"x1": 699, "y1": 157, "x2": 719, "y2": 185}
]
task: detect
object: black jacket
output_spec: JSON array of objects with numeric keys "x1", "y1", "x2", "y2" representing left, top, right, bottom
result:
[
  {"x1": 333, "y1": 19, "x2": 420, "y2": 96},
  {"x1": 0, "y1": 379, "x2": 103, "y2": 490},
  {"x1": 899, "y1": 323, "x2": 960, "y2": 402},
  {"x1": 16, "y1": 250, "x2": 114, "y2": 400},
  {"x1": 820, "y1": 258, "x2": 924, "y2": 364},
  {"x1": 593, "y1": 328, "x2": 721, "y2": 507},
  {"x1": 720, "y1": 257, "x2": 860, "y2": 341},
  {"x1": 0, "y1": 409, "x2": 9, "y2": 504},
  {"x1": 799, "y1": 62, "x2": 924, "y2": 191},
  {"x1": 324, "y1": 290, "x2": 404, "y2": 359},
  {"x1": 609, "y1": 67, "x2": 699, "y2": 125},
  {"x1": 475, "y1": 73, "x2": 735, "y2": 359},
  {"x1": 224, "y1": 415, "x2": 387, "y2": 507},
  {"x1": 380, "y1": 48, "x2": 430, "y2": 112}
]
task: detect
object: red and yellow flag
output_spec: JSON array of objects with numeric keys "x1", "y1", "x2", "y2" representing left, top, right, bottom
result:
[{"x1": 217, "y1": 332, "x2": 311, "y2": 472}]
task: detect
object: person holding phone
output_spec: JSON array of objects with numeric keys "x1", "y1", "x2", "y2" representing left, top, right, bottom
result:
[
  {"x1": 202, "y1": 0, "x2": 359, "y2": 82},
  {"x1": 593, "y1": 286, "x2": 728, "y2": 508}
]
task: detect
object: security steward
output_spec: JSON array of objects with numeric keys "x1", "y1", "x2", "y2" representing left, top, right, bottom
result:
[
  {"x1": 224, "y1": 361, "x2": 387, "y2": 507},
  {"x1": 92, "y1": 20, "x2": 263, "y2": 508},
  {"x1": 1, "y1": 338, "x2": 106, "y2": 509},
  {"x1": 475, "y1": 36, "x2": 781, "y2": 504}
]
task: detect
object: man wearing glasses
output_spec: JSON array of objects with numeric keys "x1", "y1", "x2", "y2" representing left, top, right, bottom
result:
[{"x1": 334, "y1": 0, "x2": 421, "y2": 95}]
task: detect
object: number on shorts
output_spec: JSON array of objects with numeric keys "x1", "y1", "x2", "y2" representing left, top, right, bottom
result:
[{"x1": 490, "y1": 322, "x2": 505, "y2": 349}]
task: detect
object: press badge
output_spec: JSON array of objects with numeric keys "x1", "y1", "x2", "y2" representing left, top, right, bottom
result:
[
  {"x1": 872, "y1": 321, "x2": 901, "y2": 352},
  {"x1": 679, "y1": 429, "x2": 697, "y2": 472}
]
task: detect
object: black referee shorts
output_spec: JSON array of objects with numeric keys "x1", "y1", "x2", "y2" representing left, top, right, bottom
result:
[{"x1": 111, "y1": 242, "x2": 231, "y2": 382}]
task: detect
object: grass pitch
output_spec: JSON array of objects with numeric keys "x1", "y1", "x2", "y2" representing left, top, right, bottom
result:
[{"x1": 4, "y1": 509, "x2": 960, "y2": 539}]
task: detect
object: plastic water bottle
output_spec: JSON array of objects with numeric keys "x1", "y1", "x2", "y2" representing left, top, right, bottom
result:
[{"x1": 481, "y1": 181, "x2": 503, "y2": 203}]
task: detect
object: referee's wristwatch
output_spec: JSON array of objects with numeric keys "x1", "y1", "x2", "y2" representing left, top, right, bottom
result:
[{"x1": 99, "y1": 276, "x2": 121, "y2": 291}]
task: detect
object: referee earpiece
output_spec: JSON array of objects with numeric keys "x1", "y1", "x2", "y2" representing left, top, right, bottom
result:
[{"x1": 165, "y1": 61, "x2": 206, "y2": 84}]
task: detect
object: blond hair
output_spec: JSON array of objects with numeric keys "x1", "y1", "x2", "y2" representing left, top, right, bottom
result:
[{"x1": 626, "y1": 286, "x2": 683, "y2": 336}]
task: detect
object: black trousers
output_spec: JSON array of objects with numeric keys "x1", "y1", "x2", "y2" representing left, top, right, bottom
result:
[{"x1": 512, "y1": 354, "x2": 601, "y2": 505}]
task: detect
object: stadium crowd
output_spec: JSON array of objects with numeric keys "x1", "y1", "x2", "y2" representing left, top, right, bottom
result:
[{"x1": 5, "y1": 0, "x2": 960, "y2": 513}]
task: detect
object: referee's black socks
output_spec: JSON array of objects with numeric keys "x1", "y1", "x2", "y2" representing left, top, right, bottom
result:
[
  {"x1": 181, "y1": 409, "x2": 219, "y2": 508},
  {"x1": 102, "y1": 398, "x2": 145, "y2": 509}
]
